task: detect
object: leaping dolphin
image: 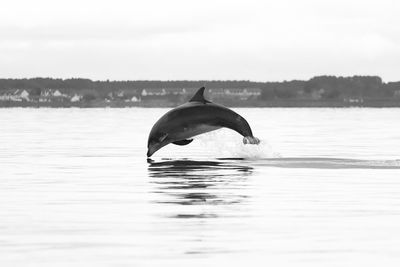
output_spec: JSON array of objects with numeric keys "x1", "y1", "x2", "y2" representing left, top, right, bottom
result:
[{"x1": 147, "y1": 87, "x2": 260, "y2": 157}]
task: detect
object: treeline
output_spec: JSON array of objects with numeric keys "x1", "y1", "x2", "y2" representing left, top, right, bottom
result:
[
  {"x1": 260, "y1": 76, "x2": 399, "y2": 100},
  {"x1": 1, "y1": 76, "x2": 399, "y2": 96},
  {"x1": 1, "y1": 76, "x2": 400, "y2": 107},
  {"x1": 0, "y1": 78, "x2": 263, "y2": 91}
]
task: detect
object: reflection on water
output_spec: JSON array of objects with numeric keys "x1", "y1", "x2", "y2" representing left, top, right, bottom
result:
[
  {"x1": 147, "y1": 158, "x2": 252, "y2": 174},
  {"x1": 147, "y1": 157, "x2": 400, "y2": 219},
  {"x1": 148, "y1": 159, "x2": 253, "y2": 218}
]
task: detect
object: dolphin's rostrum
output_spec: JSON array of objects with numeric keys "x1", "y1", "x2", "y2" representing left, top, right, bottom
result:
[{"x1": 147, "y1": 87, "x2": 260, "y2": 157}]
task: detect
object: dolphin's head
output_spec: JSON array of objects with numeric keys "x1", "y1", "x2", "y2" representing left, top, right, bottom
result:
[{"x1": 147, "y1": 130, "x2": 169, "y2": 157}]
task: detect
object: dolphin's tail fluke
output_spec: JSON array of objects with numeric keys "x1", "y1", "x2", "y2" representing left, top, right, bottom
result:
[{"x1": 243, "y1": 136, "x2": 260, "y2": 145}]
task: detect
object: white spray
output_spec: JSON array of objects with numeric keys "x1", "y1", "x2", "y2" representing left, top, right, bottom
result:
[{"x1": 193, "y1": 129, "x2": 281, "y2": 159}]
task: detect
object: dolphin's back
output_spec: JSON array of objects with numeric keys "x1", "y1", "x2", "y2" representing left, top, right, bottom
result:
[{"x1": 154, "y1": 102, "x2": 254, "y2": 140}]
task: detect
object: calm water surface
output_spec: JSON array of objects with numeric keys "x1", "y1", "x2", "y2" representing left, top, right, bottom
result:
[{"x1": 1, "y1": 108, "x2": 400, "y2": 266}]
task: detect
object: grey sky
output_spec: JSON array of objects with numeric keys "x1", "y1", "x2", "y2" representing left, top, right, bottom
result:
[{"x1": 1, "y1": 0, "x2": 399, "y2": 81}]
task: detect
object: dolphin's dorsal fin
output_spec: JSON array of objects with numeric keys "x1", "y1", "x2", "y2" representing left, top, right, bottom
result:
[{"x1": 189, "y1": 87, "x2": 210, "y2": 103}]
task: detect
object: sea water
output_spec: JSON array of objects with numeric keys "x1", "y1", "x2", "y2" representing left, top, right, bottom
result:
[{"x1": 1, "y1": 108, "x2": 400, "y2": 266}]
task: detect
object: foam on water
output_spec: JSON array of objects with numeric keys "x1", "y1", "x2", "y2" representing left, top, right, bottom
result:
[{"x1": 193, "y1": 129, "x2": 281, "y2": 159}]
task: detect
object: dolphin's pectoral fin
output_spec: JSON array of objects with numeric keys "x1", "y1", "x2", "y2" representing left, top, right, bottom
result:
[
  {"x1": 243, "y1": 136, "x2": 260, "y2": 145},
  {"x1": 172, "y1": 139, "x2": 193, "y2": 146},
  {"x1": 189, "y1": 87, "x2": 211, "y2": 104}
]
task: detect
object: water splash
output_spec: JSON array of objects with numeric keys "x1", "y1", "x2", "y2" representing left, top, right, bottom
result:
[{"x1": 193, "y1": 129, "x2": 281, "y2": 159}]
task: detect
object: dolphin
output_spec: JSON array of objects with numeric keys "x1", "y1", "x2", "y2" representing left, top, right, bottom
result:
[{"x1": 147, "y1": 87, "x2": 260, "y2": 157}]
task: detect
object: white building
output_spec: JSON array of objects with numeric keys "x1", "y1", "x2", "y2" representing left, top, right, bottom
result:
[
  {"x1": 141, "y1": 88, "x2": 167, "y2": 96},
  {"x1": 20, "y1": 90, "x2": 30, "y2": 101},
  {"x1": 131, "y1": 96, "x2": 140, "y2": 102},
  {"x1": 70, "y1": 94, "x2": 82, "y2": 102},
  {"x1": 53, "y1": 90, "x2": 62, "y2": 97},
  {"x1": 0, "y1": 89, "x2": 29, "y2": 101}
]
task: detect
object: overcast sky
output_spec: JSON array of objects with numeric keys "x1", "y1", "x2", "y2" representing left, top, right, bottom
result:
[{"x1": 1, "y1": 0, "x2": 399, "y2": 81}]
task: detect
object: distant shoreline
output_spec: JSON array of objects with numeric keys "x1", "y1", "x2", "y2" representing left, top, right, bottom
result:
[
  {"x1": 2, "y1": 100, "x2": 400, "y2": 108},
  {"x1": 1, "y1": 76, "x2": 399, "y2": 108}
]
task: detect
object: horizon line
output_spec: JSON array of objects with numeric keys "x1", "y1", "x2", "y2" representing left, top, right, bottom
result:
[{"x1": 0, "y1": 75, "x2": 397, "y2": 84}]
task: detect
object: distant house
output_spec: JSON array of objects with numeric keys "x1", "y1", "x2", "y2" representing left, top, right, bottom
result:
[
  {"x1": 344, "y1": 97, "x2": 364, "y2": 103},
  {"x1": 41, "y1": 89, "x2": 65, "y2": 97},
  {"x1": 141, "y1": 88, "x2": 167, "y2": 96},
  {"x1": 0, "y1": 89, "x2": 17, "y2": 101},
  {"x1": 116, "y1": 91, "x2": 124, "y2": 97},
  {"x1": 131, "y1": 96, "x2": 140, "y2": 102},
  {"x1": 39, "y1": 89, "x2": 69, "y2": 102},
  {"x1": 225, "y1": 88, "x2": 261, "y2": 96},
  {"x1": 0, "y1": 91, "x2": 9, "y2": 101},
  {"x1": 41, "y1": 89, "x2": 54, "y2": 97},
  {"x1": 70, "y1": 94, "x2": 82, "y2": 102},
  {"x1": 208, "y1": 88, "x2": 225, "y2": 96},
  {"x1": 167, "y1": 88, "x2": 188, "y2": 95},
  {"x1": 53, "y1": 90, "x2": 63, "y2": 97},
  {"x1": 0, "y1": 89, "x2": 30, "y2": 101},
  {"x1": 209, "y1": 88, "x2": 261, "y2": 100},
  {"x1": 123, "y1": 96, "x2": 141, "y2": 102},
  {"x1": 20, "y1": 90, "x2": 30, "y2": 101}
]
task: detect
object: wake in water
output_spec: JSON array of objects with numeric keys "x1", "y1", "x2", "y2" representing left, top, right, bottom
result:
[
  {"x1": 148, "y1": 130, "x2": 400, "y2": 169},
  {"x1": 147, "y1": 129, "x2": 400, "y2": 169},
  {"x1": 149, "y1": 157, "x2": 400, "y2": 170},
  {"x1": 250, "y1": 158, "x2": 400, "y2": 169}
]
